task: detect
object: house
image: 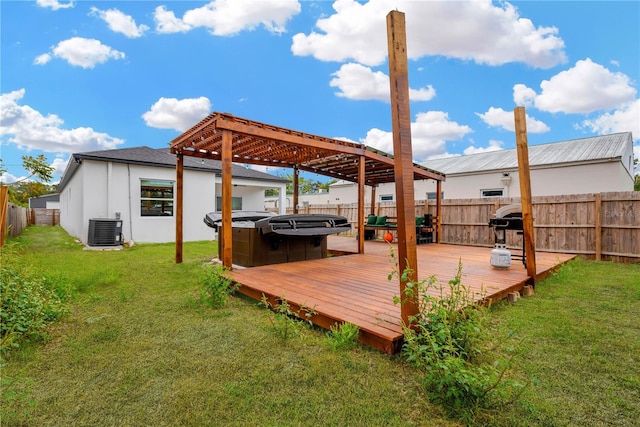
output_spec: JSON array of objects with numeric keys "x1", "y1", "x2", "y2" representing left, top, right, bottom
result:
[
  {"x1": 57, "y1": 146, "x2": 288, "y2": 244},
  {"x1": 29, "y1": 193, "x2": 60, "y2": 209},
  {"x1": 316, "y1": 132, "x2": 635, "y2": 204}
]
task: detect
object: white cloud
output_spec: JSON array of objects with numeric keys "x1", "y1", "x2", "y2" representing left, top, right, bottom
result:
[
  {"x1": 292, "y1": 0, "x2": 566, "y2": 68},
  {"x1": 476, "y1": 107, "x2": 550, "y2": 133},
  {"x1": 154, "y1": 6, "x2": 193, "y2": 33},
  {"x1": 361, "y1": 110, "x2": 472, "y2": 160},
  {"x1": 155, "y1": 0, "x2": 301, "y2": 36},
  {"x1": 142, "y1": 97, "x2": 212, "y2": 132},
  {"x1": 90, "y1": 7, "x2": 149, "y2": 38},
  {"x1": 36, "y1": 37, "x2": 125, "y2": 69},
  {"x1": 36, "y1": 0, "x2": 74, "y2": 11},
  {"x1": 33, "y1": 53, "x2": 52, "y2": 65},
  {"x1": 51, "y1": 156, "x2": 69, "y2": 178},
  {"x1": 581, "y1": 99, "x2": 640, "y2": 139},
  {"x1": 329, "y1": 63, "x2": 435, "y2": 102},
  {"x1": 513, "y1": 84, "x2": 537, "y2": 107},
  {"x1": 517, "y1": 58, "x2": 637, "y2": 114},
  {"x1": 0, "y1": 171, "x2": 22, "y2": 184},
  {"x1": 0, "y1": 89, "x2": 125, "y2": 153},
  {"x1": 463, "y1": 140, "x2": 503, "y2": 155}
]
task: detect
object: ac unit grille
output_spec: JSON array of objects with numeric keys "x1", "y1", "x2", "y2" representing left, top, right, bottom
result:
[{"x1": 88, "y1": 219, "x2": 123, "y2": 246}]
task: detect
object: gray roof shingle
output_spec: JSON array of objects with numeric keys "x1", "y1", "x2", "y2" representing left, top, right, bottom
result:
[{"x1": 58, "y1": 146, "x2": 288, "y2": 190}]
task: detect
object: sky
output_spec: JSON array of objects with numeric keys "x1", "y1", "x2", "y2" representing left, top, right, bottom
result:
[{"x1": 1, "y1": 0, "x2": 639, "y2": 184}]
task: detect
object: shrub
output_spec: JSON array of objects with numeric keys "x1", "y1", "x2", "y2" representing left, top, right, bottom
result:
[
  {"x1": 260, "y1": 294, "x2": 316, "y2": 341},
  {"x1": 200, "y1": 263, "x2": 237, "y2": 309},
  {"x1": 392, "y1": 258, "x2": 525, "y2": 420},
  {"x1": 326, "y1": 322, "x2": 359, "y2": 351},
  {"x1": 1, "y1": 249, "x2": 70, "y2": 353}
]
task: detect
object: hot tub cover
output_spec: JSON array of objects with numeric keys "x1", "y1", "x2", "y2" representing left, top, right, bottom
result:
[
  {"x1": 254, "y1": 214, "x2": 351, "y2": 237},
  {"x1": 204, "y1": 210, "x2": 275, "y2": 229}
]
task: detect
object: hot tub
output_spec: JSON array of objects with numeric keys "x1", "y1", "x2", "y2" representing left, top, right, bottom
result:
[{"x1": 204, "y1": 211, "x2": 351, "y2": 267}]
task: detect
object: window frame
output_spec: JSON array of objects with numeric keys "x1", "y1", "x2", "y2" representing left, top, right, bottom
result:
[
  {"x1": 216, "y1": 196, "x2": 243, "y2": 211},
  {"x1": 480, "y1": 188, "x2": 504, "y2": 198},
  {"x1": 140, "y1": 179, "x2": 175, "y2": 217}
]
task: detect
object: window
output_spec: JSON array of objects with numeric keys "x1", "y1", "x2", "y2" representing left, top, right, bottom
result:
[
  {"x1": 216, "y1": 197, "x2": 243, "y2": 210},
  {"x1": 140, "y1": 179, "x2": 174, "y2": 216},
  {"x1": 426, "y1": 192, "x2": 443, "y2": 200},
  {"x1": 480, "y1": 188, "x2": 504, "y2": 198},
  {"x1": 380, "y1": 194, "x2": 394, "y2": 201}
]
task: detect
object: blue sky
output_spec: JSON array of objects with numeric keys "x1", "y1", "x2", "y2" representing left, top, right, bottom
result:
[{"x1": 1, "y1": 0, "x2": 639, "y2": 184}]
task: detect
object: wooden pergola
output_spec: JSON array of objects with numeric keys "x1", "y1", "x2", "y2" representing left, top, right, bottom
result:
[
  {"x1": 169, "y1": 111, "x2": 446, "y2": 264},
  {"x1": 170, "y1": 11, "x2": 447, "y2": 326}
]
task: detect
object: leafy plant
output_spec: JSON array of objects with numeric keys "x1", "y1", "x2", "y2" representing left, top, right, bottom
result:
[
  {"x1": 200, "y1": 263, "x2": 237, "y2": 309},
  {"x1": 392, "y1": 257, "x2": 526, "y2": 420},
  {"x1": 326, "y1": 322, "x2": 359, "y2": 351},
  {"x1": 260, "y1": 294, "x2": 316, "y2": 341},
  {"x1": 0, "y1": 246, "x2": 70, "y2": 353}
]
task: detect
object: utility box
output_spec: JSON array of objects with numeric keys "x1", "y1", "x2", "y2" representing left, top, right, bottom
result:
[{"x1": 88, "y1": 218, "x2": 123, "y2": 246}]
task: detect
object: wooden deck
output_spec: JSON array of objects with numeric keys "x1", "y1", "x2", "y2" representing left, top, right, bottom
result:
[{"x1": 229, "y1": 237, "x2": 575, "y2": 354}]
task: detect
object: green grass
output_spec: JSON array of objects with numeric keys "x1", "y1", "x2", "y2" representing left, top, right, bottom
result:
[{"x1": 2, "y1": 226, "x2": 639, "y2": 426}]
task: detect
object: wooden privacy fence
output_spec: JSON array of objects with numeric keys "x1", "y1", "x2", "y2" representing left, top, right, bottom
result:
[
  {"x1": 1, "y1": 204, "x2": 60, "y2": 244},
  {"x1": 286, "y1": 191, "x2": 639, "y2": 263}
]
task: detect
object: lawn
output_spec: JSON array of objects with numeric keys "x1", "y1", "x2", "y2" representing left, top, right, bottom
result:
[{"x1": 1, "y1": 226, "x2": 639, "y2": 426}]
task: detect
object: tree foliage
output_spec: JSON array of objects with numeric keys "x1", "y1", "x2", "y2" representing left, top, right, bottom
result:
[{"x1": 1, "y1": 155, "x2": 56, "y2": 207}]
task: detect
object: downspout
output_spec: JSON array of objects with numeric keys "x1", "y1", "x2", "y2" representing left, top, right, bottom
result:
[{"x1": 127, "y1": 164, "x2": 133, "y2": 242}]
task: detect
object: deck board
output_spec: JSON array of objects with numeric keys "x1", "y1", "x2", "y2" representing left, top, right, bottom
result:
[{"x1": 230, "y1": 237, "x2": 575, "y2": 354}]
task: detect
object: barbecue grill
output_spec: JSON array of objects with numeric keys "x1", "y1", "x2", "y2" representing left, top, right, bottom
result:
[{"x1": 488, "y1": 204, "x2": 525, "y2": 268}]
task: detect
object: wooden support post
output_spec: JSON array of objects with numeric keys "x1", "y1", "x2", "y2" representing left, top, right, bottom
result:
[
  {"x1": 514, "y1": 107, "x2": 537, "y2": 285},
  {"x1": 595, "y1": 193, "x2": 602, "y2": 261},
  {"x1": 357, "y1": 155, "x2": 365, "y2": 254},
  {"x1": 293, "y1": 166, "x2": 299, "y2": 214},
  {"x1": 387, "y1": 10, "x2": 418, "y2": 325},
  {"x1": 175, "y1": 152, "x2": 184, "y2": 263},
  {"x1": 221, "y1": 130, "x2": 233, "y2": 269},
  {"x1": 0, "y1": 185, "x2": 8, "y2": 247},
  {"x1": 436, "y1": 180, "x2": 442, "y2": 244},
  {"x1": 370, "y1": 185, "x2": 377, "y2": 215}
]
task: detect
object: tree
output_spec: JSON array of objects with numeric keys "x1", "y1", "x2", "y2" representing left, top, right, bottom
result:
[{"x1": 0, "y1": 155, "x2": 56, "y2": 207}]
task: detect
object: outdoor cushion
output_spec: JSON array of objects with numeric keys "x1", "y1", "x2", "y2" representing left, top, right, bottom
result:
[
  {"x1": 366, "y1": 214, "x2": 378, "y2": 225},
  {"x1": 375, "y1": 215, "x2": 388, "y2": 226},
  {"x1": 416, "y1": 216, "x2": 424, "y2": 226}
]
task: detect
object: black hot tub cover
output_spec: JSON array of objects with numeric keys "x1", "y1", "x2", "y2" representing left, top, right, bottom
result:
[{"x1": 254, "y1": 214, "x2": 351, "y2": 237}]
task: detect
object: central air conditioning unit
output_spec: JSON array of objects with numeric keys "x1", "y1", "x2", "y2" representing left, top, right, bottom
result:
[{"x1": 88, "y1": 218, "x2": 123, "y2": 246}]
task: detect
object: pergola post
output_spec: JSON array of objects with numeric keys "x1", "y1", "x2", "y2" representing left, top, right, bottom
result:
[
  {"x1": 387, "y1": 10, "x2": 419, "y2": 325},
  {"x1": 370, "y1": 185, "x2": 377, "y2": 215},
  {"x1": 357, "y1": 155, "x2": 365, "y2": 254},
  {"x1": 175, "y1": 151, "x2": 184, "y2": 263},
  {"x1": 436, "y1": 180, "x2": 442, "y2": 243},
  {"x1": 514, "y1": 107, "x2": 537, "y2": 285},
  {"x1": 293, "y1": 166, "x2": 299, "y2": 214},
  {"x1": 221, "y1": 129, "x2": 233, "y2": 269}
]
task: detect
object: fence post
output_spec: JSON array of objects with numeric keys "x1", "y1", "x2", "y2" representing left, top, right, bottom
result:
[
  {"x1": 0, "y1": 186, "x2": 8, "y2": 247},
  {"x1": 595, "y1": 193, "x2": 602, "y2": 261}
]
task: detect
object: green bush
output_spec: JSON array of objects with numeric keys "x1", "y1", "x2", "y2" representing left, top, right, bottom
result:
[
  {"x1": 393, "y1": 258, "x2": 525, "y2": 420},
  {"x1": 260, "y1": 294, "x2": 316, "y2": 341},
  {"x1": 1, "y1": 250, "x2": 70, "y2": 352},
  {"x1": 200, "y1": 263, "x2": 237, "y2": 309},
  {"x1": 326, "y1": 322, "x2": 359, "y2": 351}
]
